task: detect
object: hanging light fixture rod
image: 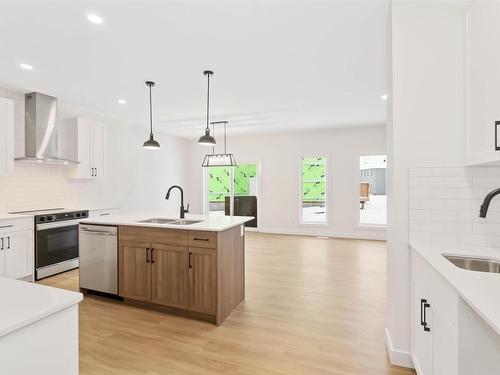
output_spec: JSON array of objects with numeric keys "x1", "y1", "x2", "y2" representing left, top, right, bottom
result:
[
  {"x1": 143, "y1": 80, "x2": 160, "y2": 149},
  {"x1": 198, "y1": 70, "x2": 216, "y2": 146}
]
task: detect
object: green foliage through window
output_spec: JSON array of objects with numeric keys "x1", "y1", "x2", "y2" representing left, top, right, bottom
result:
[
  {"x1": 208, "y1": 164, "x2": 257, "y2": 202},
  {"x1": 302, "y1": 157, "x2": 326, "y2": 203}
]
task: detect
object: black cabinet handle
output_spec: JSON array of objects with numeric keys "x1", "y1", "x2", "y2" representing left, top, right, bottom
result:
[
  {"x1": 146, "y1": 248, "x2": 150, "y2": 263},
  {"x1": 420, "y1": 299, "x2": 425, "y2": 326},
  {"x1": 0, "y1": 237, "x2": 3, "y2": 250},
  {"x1": 189, "y1": 252, "x2": 192, "y2": 269},
  {"x1": 7, "y1": 236, "x2": 10, "y2": 249},
  {"x1": 193, "y1": 238, "x2": 209, "y2": 242},
  {"x1": 95, "y1": 167, "x2": 98, "y2": 177},
  {"x1": 151, "y1": 248, "x2": 155, "y2": 264},
  {"x1": 423, "y1": 301, "x2": 431, "y2": 332}
]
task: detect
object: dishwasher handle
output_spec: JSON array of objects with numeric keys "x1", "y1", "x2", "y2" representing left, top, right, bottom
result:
[{"x1": 80, "y1": 227, "x2": 117, "y2": 236}]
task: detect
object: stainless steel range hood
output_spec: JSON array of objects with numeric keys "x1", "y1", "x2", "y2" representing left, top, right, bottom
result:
[{"x1": 15, "y1": 92, "x2": 79, "y2": 165}]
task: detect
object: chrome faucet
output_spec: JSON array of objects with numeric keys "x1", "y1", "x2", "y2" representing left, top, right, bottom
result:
[
  {"x1": 165, "y1": 185, "x2": 189, "y2": 219},
  {"x1": 479, "y1": 188, "x2": 500, "y2": 218}
]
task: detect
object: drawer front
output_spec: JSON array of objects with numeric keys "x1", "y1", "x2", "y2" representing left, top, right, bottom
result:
[
  {"x1": 189, "y1": 231, "x2": 217, "y2": 249},
  {"x1": 0, "y1": 218, "x2": 34, "y2": 234},
  {"x1": 119, "y1": 226, "x2": 188, "y2": 247}
]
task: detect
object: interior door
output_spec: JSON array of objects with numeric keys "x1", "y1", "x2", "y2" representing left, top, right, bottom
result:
[
  {"x1": 5, "y1": 230, "x2": 33, "y2": 279},
  {"x1": 91, "y1": 121, "x2": 105, "y2": 178},
  {"x1": 151, "y1": 244, "x2": 189, "y2": 309},
  {"x1": 188, "y1": 247, "x2": 216, "y2": 314},
  {"x1": 119, "y1": 241, "x2": 151, "y2": 301}
]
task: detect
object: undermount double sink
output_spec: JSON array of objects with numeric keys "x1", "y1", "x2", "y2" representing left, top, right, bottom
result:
[
  {"x1": 139, "y1": 218, "x2": 203, "y2": 225},
  {"x1": 443, "y1": 254, "x2": 500, "y2": 274}
]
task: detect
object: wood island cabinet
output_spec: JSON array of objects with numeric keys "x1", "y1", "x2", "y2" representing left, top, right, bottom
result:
[{"x1": 118, "y1": 225, "x2": 244, "y2": 325}]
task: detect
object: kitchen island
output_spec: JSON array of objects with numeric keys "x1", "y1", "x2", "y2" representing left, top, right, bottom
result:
[{"x1": 80, "y1": 213, "x2": 253, "y2": 325}]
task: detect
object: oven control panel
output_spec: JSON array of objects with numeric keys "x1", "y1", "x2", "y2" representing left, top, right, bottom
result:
[{"x1": 35, "y1": 210, "x2": 89, "y2": 224}]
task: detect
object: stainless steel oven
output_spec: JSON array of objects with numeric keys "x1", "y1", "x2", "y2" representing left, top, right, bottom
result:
[{"x1": 35, "y1": 210, "x2": 88, "y2": 280}]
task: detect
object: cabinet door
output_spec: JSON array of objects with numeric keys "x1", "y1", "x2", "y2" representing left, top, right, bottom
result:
[
  {"x1": 91, "y1": 121, "x2": 105, "y2": 179},
  {"x1": 0, "y1": 238, "x2": 5, "y2": 277},
  {"x1": 412, "y1": 280, "x2": 433, "y2": 375},
  {"x1": 4, "y1": 230, "x2": 33, "y2": 279},
  {"x1": 151, "y1": 245, "x2": 189, "y2": 309},
  {"x1": 119, "y1": 241, "x2": 151, "y2": 301},
  {"x1": 432, "y1": 306, "x2": 457, "y2": 375},
  {"x1": 0, "y1": 97, "x2": 14, "y2": 176},
  {"x1": 188, "y1": 247, "x2": 216, "y2": 314},
  {"x1": 78, "y1": 118, "x2": 93, "y2": 178}
]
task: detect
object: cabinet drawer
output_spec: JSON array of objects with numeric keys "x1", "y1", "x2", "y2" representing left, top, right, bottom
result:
[
  {"x1": 119, "y1": 226, "x2": 188, "y2": 247},
  {"x1": 0, "y1": 218, "x2": 33, "y2": 233},
  {"x1": 189, "y1": 231, "x2": 217, "y2": 249}
]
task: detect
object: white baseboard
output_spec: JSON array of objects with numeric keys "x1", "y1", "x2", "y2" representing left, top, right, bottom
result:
[
  {"x1": 256, "y1": 227, "x2": 386, "y2": 241},
  {"x1": 385, "y1": 328, "x2": 414, "y2": 369}
]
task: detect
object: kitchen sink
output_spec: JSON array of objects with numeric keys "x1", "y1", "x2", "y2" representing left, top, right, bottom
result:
[
  {"x1": 138, "y1": 218, "x2": 202, "y2": 225},
  {"x1": 443, "y1": 254, "x2": 500, "y2": 273}
]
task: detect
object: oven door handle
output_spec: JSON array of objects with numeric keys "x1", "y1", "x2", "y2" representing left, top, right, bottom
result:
[{"x1": 36, "y1": 220, "x2": 81, "y2": 231}]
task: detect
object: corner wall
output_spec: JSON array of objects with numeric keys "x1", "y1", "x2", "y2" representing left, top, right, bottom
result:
[
  {"x1": 188, "y1": 125, "x2": 387, "y2": 240},
  {"x1": 386, "y1": 1, "x2": 466, "y2": 367}
]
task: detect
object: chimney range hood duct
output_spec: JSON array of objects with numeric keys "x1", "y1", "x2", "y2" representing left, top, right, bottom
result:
[{"x1": 15, "y1": 92, "x2": 79, "y2": 165}]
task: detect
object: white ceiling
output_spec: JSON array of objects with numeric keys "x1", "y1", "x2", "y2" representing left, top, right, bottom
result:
[{"x1": 0, "y1": 1, "x2": 388, "y2": 139}]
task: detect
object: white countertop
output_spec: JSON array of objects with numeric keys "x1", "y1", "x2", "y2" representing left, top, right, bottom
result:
[
  {"x1": 80, "y1": 212, "x2": 253, "y2": 232},
  {"x1": 410, "y1": 241, "x2": 500, "y2": 335},
  {"x1": 0, "y1": 277, "x2": 83, "y2": 337}
]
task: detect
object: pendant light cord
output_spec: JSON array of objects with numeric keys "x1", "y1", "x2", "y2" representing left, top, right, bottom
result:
[
  {"x1": 206, "y1": 73, "x2": 210, "y2": 133},
  {"x1": 149, "y1": 83, "x2": 153, "y2": 137},
  {"x1": 224, "y1": 122, "x2": 227, "y2": 154}
]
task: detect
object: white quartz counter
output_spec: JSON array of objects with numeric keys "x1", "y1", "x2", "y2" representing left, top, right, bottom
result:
[
  {"x1": 0, "y1": 277, "x2": 83, "y2": 337},
  {"x1": 80, "y1": 212, "x2": 253, "y2": 232},
  {"x1": 410, "y1": 241, "x2": 500, "y2": 335}
]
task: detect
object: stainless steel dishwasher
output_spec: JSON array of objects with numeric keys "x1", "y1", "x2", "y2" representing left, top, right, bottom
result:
[{"x1": 79, "y1": 224, "x2": 118, "y2": 295}]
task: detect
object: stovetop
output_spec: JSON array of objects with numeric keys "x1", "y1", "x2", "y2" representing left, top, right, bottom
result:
[{"x1": 9, "y1": 208, "x2": 89, "y2": 223}]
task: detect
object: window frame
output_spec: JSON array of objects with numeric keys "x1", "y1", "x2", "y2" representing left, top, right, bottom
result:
[
  {"x1": 357, "y1": 153, "x2": 387, "y2": 228},
  {"x1": 299, "y1": 155, "x2": 329, "y2": 226}
]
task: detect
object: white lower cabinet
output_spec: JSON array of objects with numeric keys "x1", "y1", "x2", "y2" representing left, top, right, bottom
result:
[
  {"x1": 0, "y1": 219, "x2": 34, "y2": 280},
  {"x1": 411, "y1": 249, "x2": 458, "y2": 375}
]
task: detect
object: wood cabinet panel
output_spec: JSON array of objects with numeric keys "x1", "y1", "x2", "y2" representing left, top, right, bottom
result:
[
  {"x1": 188, "y1": 231, "x2": 217, "y2": 249},
  {"x1": 120, "y1": 226, "x2": 188, "y2": 247},
  {"x1": 151, "y1": 244, "x2": 189, "y2": 309},
  {"x1": 119, "y1": 241, "x2": 151, "y2": 301},
  {"x1": 188, "y1": 247, "x2": 217, "y2": 314}
]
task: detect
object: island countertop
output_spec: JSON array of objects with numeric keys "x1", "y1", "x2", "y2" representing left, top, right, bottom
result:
[
  {"x1": 0, "y1": 277, "x2": 83, "y2": 337},
  {"x1": 79, "y1": 212, "x2": 253, "y2": 232}
]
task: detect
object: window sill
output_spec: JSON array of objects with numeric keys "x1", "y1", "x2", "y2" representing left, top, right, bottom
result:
[{"x1": 357, "y1": 224, "x2": 387, "y2": 230}]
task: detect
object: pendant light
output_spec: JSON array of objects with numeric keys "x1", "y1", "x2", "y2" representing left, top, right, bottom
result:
[
  {"x1": 198, "y1": 70, "x2": 216, "y2": 146},
  {"x1": 143, "y1": 81, "x2": 160, "y2": 149},
  {"x1": 202, "y1": 121, "x2": 237, "y2": 167}
]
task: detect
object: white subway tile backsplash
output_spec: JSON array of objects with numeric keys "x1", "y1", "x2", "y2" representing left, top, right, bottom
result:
[
  {"x1": 409, "y1": 166, "x2": 500, "y2": 248},
  {"x1": 409, "y1": 167, "x2": 433, "y2": 177}
]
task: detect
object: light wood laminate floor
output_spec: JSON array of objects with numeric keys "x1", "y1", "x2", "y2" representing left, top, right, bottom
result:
[{"x1": 39, "y1": 232, "x2": 415, "y2": 375}]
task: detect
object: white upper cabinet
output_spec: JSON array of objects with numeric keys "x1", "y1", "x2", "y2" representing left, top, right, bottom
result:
[
  {"x1": 0, "y1": 97, "x2": 14, "y2": 176},
  {"x1": 466, "y1": 1, "x2": 500, "y2": 165},
  {"x1": 61, "y1": 117, "x2": 106, "y2": 179}
]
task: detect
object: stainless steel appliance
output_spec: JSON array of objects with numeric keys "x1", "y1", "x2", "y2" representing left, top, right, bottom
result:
[
  {"x1": 15, "y1": 92, "x2": 79, "y2": 165},
  {"x1": 24, "y1": 208, "x2": 89, "y2": 280},
  {"x1": 79, "y1": 225, "x2": 118, "y2": 295}
]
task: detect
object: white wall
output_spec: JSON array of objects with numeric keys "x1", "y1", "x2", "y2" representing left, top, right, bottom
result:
[
  {"x1": 0, "y1": 86, "x2": 190, "y2": 213},
  {"x1": 188, "y1": 125, "x2": 387, "y2": 240},
  {"x1": 386, "y1": 1, "x2": 467, "y2": 367}
]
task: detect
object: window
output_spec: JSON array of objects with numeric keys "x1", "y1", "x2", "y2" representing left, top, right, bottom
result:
[
  {"x1": 359, "y1": 155, "x2": 387, "y2": 226},
  {"x1": 301, "y1": 156, "x2": 327, "y2": 224}
]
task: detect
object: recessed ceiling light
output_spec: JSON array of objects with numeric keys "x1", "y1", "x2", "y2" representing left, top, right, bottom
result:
[
  {"x1": 381, "y1": 94, "x2": 388, "y2": 100},
  {"x1": 117, "y1": 99, "x2": 127, "y2": 104},
  {"x1": 87, "y1": 14, "x2": 103, "y2": 24},
  {"x1": 19, "y1": 63, "x2": 33, "y2": 70}
]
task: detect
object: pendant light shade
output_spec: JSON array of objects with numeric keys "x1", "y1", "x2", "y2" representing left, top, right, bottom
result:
[
  {"x1": 198, "y1": 70, "x2": 216, "y2": 146},
  {"x1": 143, "y1": 80, "x2": 160, "y2": 150}
]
